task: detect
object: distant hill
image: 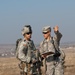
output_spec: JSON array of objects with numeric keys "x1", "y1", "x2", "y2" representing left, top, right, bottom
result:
[
  {"x1": 0, "y1": 42, "x2": 75, "y2": 57},
  {"x1": 60, "y1": 41, "x2": 75, "y2": 48}
]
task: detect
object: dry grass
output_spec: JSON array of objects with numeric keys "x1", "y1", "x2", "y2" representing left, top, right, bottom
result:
[
  {"x1": 64, "y1": 49, "x2": 75, "y2": 75},
  {"x1": 0, "y1": 49, "x2": 75, "y2": 75},
  {"x1": 0, "y1": 57, "x2": 20, "y2": 75}
]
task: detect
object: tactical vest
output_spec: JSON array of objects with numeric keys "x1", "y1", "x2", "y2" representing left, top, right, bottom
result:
[
  {"x1": 16, "y1": 39, "x2": 37, "y2": 63},
  {"x1": 25, "y1": 40, "x2": 37, "y2": 63}
]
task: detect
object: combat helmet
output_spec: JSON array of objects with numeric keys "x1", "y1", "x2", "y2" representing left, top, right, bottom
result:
[{"x1": 22, "y1": 25, "x2": 32, "y2": 35}]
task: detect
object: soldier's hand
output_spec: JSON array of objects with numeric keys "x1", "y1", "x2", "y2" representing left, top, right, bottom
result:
[
  {"x1": 42, "y1": 55, "x2": 46, "y2": 58},
  {"x1": 53, "y1": 25, "x2": 59, "y2": 32}
]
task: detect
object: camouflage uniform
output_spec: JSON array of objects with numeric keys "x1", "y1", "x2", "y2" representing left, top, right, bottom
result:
[
  {"x1": 18, "y1": 39, "x2": 38, "y2": 75},
  {"x1": 40, "y1": 26, "x2": 64, "y2": 75},
  {"x1": 40, "y1": 37, "x2": 55, "y2": 75},
  {"x1": 16, "y1": 25, "x2": 38, "y2": 75}
]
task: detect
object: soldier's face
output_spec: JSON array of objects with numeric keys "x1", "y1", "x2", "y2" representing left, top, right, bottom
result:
[
  {"x1": 24, "y1": 32, "x2": 32, "y2": 40},
  {"x1": 43, "y1": 31, "x2": 50, "y2": 39}
]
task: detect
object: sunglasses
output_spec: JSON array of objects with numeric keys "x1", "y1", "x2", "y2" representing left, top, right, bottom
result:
[
  {"x1": 26, "y1": 32, "x2": 32, "y2": 35},
  {"x1": 43, "y1": 32, "x2": 49, "y2": 34}
]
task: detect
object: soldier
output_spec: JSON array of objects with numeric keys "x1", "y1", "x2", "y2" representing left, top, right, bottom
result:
[
  {"x1": 16, "y1": 25, "x2": 39, "y2": 75},
  {"x1": 39, "y1": 25, "x2": 64, "y2": 75}
]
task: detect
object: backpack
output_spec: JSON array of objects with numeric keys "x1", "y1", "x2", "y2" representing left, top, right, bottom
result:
[{"x1": 15, "y1": 38, "x2": 22, "y2": 59}]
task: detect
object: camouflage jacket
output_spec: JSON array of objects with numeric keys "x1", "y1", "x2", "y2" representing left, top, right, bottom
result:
[
  {"x1": 17, "y1": 38, "x2": 36, "y2": 63},
  {"x1": 39, "y1": 31, "x2": 65, "y2": 61}
]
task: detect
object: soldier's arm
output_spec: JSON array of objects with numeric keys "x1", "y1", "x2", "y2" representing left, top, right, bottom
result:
[
  {"x1": 53, "y1": 26, "x2": 62, "y2": 46},
  {"x1": 18, "y1": 41, "x2": 27, "y2": 62}
]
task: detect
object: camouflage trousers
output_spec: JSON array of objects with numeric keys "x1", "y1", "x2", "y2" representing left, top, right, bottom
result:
[
  {"x1": 46, "y1": 61, "x2": 54, "y2": 75},
  {"x1": 19, "y1": 61, "x2": 40, "y2": 75},
  {"x1": 42, "y1": 56, "x2": 64, "y2": 75},
  {"x1": 46, "y1": 61, "x2": 64, "y2": 75},
  {"x1": 41, "y1": 59, "x2": 46, "y2": 75},
  {"x1": 54, "y1": 61, "x2": 64, "y2": 75},
  {"x1": 19, "y1": 62, "x2": 31, "y2": 75}
]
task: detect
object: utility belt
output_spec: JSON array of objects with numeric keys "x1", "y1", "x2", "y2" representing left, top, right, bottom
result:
[{"x1": 46, "y1": 55, "x2": 54, "y2": 62}]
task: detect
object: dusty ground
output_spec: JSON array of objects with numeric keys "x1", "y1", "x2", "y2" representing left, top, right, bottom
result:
[
  {"x1": 64, "y1": 48, "x2": 75, "y2": 75},
  {"x1": 0, "y1": 57, "x2": 20, "y2": 75},
  {"x1": 0, "y1": 48, "x2": 75, "y2": 75}
]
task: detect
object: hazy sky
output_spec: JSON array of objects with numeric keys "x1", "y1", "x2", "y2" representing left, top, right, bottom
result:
[{"x1": 0, "y1": 0, "x2": 75, "y2": 44}]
